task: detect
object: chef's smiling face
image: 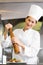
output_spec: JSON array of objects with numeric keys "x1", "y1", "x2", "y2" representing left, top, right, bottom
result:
[{"x1": 24, "y1": 16, "x2": 37, "y2": 30}]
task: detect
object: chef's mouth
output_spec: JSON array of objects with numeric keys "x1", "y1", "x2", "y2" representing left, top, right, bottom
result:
[
  {"x1": 24, "y1": 23, "x2": 32, "y2": 31},
  {"x1": 27, "y1": 23, "x2": 31, "y2": 27}
]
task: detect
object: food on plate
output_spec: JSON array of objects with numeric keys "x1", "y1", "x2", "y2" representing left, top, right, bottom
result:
[{"x1": 9, "y1": 58, "x2": 24, "y2": 62}]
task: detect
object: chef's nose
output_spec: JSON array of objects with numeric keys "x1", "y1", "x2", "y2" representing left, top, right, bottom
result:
[{"x1": 29, "y1": 21, "x2": 32, "y2": 25}]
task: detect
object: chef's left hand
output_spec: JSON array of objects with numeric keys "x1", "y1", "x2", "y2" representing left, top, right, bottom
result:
[
  {"x1": 11, "y1": 36, "x2": 25, "y2": 50},
  {"x1": 11, "y1": 36, "x2": 20, "y2": 44}
]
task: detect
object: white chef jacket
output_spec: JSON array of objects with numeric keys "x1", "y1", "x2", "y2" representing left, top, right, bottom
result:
[{"x1": 2, "y1": 28, "x2": 40, "y2": 64}]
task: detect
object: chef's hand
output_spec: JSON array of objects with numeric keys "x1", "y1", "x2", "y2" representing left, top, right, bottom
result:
[
  {"x1": 4, "y1": 23, "x2": 13, "y2": 39},
  {"x1": 11, "y1": 36, "x2": 25, "y2": 51},
  {"x1": 4, "y1": 23, "x2": 13, "y2": 40},
  {"x1": 11, "y1": 36, "x2": 20, "y2": 44},
  {"x1": 5, "y1": 23, "x2": 13, "y2": 30}
]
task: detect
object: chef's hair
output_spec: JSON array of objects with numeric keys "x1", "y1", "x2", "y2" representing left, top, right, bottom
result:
[{"x1": 26, "y1": 16, "x2": 37, "y2": 23}]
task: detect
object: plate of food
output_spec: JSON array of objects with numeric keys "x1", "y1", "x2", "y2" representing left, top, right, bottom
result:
[{"x1": 7, "y1": 58, "x2": 26, "y2": 64}]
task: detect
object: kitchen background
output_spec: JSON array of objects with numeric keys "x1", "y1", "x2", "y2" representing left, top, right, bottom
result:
[{"x1": 0, "y1": 2, "x2": 43, "y2": 63}]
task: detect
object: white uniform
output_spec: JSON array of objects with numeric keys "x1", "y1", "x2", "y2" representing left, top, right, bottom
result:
[{"x1": 2, "y1": 28, "x2": 40, "y2": 64}]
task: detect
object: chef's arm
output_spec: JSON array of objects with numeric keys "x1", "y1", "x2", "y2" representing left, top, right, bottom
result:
[
  {"x1": 2, "y1": 24, "x2": 24, "y2": 49},
  {"x1": 23, "y1": 33, "x2": 40, "y2": 57},
  {"x1": 2, "y1": 37, "x2": 12, "y2": 48},
  {"x1": 1, "y1": 35, "x2": 12, "y2": 48},
  {"x1": 1, "y1": 23, "x2": 13, "y2": 48}
]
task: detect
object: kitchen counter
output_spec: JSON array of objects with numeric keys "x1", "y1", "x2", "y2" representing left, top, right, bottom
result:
[{"x1": 0, "y1": 63, "x2": 43, "y2": 65}]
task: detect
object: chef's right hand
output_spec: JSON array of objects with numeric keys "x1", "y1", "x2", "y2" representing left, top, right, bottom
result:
[
  {"x1": 5, "y1": 23, "x2": 13, "y2": 30},
  {"x1": 4, "y1": 23, "x2": 13, "y2": 39}
]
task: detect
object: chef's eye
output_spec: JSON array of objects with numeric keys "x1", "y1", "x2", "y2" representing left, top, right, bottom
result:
[
  {"x1": 32, "y1": 21, "x2": 34, "y2": 23},
  {"x1": 28, "y1": 19, "x2": 31, "y2": 22}
]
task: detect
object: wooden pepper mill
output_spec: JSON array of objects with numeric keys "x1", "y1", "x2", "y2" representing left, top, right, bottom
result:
[{"x1": 9, "y1": 28, "x2": 20, "y2": 54}]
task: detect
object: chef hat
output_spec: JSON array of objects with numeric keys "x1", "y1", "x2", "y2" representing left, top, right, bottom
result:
[{"x1": 28, "y1": 4, "x2": 43, "y2": 21}]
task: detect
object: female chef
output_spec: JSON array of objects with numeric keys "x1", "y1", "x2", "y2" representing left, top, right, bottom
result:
[{"x1": 2, "y1": 4, "x2": 43, "y2": 64}]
